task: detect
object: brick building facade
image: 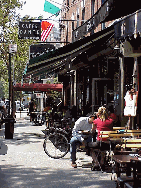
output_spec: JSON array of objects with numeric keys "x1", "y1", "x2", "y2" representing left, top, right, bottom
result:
[{"x1": 60, "y1": 0, "x2": 113, "y2": 44}]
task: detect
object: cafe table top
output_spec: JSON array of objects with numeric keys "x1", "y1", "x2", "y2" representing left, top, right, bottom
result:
[{"x1": 113, "y1": 155, "x2": 139, "y2": 164}]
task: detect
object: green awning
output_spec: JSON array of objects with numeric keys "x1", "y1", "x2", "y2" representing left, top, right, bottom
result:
[{"x1": 26, "y1": 25, "x2": 114, "y2": 77}]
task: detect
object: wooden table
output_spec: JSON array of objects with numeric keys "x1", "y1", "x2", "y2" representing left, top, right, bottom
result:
[
  {"x1": 113, "y1": 155, "x2": 141, "y2": 187},
  {"x1": 113, "y1": 155, "x2": 138, "y2": 177}
]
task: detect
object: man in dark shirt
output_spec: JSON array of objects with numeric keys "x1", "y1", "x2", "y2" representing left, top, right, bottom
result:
[{"x1": 29, "y1": 99, "x2": 34, "y2": 122}]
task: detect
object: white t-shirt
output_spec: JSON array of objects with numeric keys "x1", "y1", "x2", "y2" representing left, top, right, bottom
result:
[
  {"x1": 72, "y1": 117, "x2": 92, "y2": 142},
  {"x1": 124, "y1": 91, "x2": 137, "y2": 116}
]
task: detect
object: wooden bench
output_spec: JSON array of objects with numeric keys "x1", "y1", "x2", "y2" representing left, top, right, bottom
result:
[
  {"x1": 122, "y1": 139, "x2": 141, "y2": 150},
  {"x1": 113, "y1": 127, "x2": 125, "y2": 130},
  {"x1": 99, "y1": 130, "x2": 141, "y2": 154},
  {"x1": 109, "y1": 129, "x2": 141, "y2": 138},
  {"x1": 99, "y1": 130, "x2": 118, "y2": 139}
]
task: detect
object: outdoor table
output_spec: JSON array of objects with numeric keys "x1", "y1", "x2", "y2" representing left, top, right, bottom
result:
[
  {"x1": 113, "y1": 155, "x2": 138, "y2": 177},
  {"x1": 30, "y1": 111, "x2": 45, "y2": 126},
  {"x1": 115, "y1": 150, "x2": 138, "y2": 155}
]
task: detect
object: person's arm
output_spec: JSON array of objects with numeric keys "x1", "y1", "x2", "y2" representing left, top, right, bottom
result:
[
  {"x1": 92, "y1": 123, "x2": 97, "y2": 133},
  {"x1": 109, "y1": 119, "x2": 114, "y2": 130}
]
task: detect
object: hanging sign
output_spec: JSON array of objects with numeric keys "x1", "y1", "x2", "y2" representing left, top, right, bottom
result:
[
  {"x1": 9, "y1": 44, "x2": 17, "y2": 53},
  {"x1": 29, "y1": 44, "x2": 55, "y2": 59},
  {"x1": 18, "y1": 22, "x2": 41, "y2": 40},
  {"x1": 72, "y1": 0, "x2": 113, "y2": 41}
]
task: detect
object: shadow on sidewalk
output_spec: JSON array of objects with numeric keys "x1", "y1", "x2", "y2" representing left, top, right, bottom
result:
[
  {"x1": 1, "y1": 121, "x2": 45, "y2": 146},
  {"x1": 0, "y1": 164, "x2": 116, "y2": 188}
]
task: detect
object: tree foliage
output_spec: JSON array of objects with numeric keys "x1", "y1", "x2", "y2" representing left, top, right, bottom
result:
[{"x1": 0, "y1": 0, "x2": 37, "y2": 98}]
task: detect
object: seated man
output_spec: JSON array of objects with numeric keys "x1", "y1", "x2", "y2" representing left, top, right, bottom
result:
[
  {"x1": 70, "y1": 114, "x2": 96, "y2": 168},
  {"x1": 88, "y1": 106, "x2": 114, "y2": 170}
]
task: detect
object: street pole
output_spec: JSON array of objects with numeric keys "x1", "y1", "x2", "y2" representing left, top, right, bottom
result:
[
  {"x1": 8, "y1": 52, "x2": 12, "y2": 116},
  {"x1": 5, "y1": 45, "x2": 17, "y2": 139}
]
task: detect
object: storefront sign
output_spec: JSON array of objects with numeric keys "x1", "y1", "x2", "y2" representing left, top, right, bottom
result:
[
  {"x1": 114, "y1": 10, "x2": 141, "y2": 39},
  {"x1": 36, "y1": 93, "x2": 43, "y2": 98},
  {"x1": 29, "y1": 44, "x2": 55, "y2": 59},
  {"x1": 18, "y1": 22, "x2": 41, "y2": 40},
  {"x1": 72, "y1": 0, "x2": 113, "y2": 41},
  {"x1": 114, "y1": 14, "x2": 135, "y2": 39}
]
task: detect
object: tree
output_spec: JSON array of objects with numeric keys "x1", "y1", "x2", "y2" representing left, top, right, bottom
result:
[{"x1": 0, "y1": 1, "x2": 38, "y2": 99}]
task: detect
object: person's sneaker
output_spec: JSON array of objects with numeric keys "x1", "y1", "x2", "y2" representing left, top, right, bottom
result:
[{"x1": 71, "y1": 162, "x2": 77, "y2": 168}]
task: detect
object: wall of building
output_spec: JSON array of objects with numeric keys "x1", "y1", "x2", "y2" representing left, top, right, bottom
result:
[
  {"x1": 47, "y1": 27, "x2": 61, "y2": 49},
  {"x1": 61, "y1": 0, "x2": 92, "y2": 44},
  {"x1": 61, "y1": 0, "x2": 114, "y2": 44}
]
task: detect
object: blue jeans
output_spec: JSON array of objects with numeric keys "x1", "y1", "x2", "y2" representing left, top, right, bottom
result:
[{"x1": 70, "y1": 136, "x2": 92, "y2": 162}]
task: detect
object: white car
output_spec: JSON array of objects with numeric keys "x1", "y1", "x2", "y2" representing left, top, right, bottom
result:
[
  {"x1": 0, "y1": 100, "x2": 6, "y2": 109},
  {"x1": 15, "y1": 101, "x2": 24, "y2": 111}
]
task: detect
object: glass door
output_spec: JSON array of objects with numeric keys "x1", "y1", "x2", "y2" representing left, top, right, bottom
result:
[{"x1": 92, "y1": 78, "x2": 114, "y2": 113}]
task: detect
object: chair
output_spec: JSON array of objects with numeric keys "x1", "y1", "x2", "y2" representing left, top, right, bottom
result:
[{"x1": 90, "y1": 131, "x2": 116, "y2": 172}]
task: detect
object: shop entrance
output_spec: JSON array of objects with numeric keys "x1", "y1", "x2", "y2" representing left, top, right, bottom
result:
[{"x1": 92, "y1": 78, "x2": 114, "y2": 113}]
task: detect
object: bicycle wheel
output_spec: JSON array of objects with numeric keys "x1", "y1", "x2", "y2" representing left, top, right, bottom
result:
[{"x1": 43, "y1": 132, "x2": 69, "y2": 159}]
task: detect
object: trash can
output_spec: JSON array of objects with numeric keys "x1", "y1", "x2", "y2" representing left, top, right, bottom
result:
[{"x1": 5, "y1": 116, "x2": 15, "y2": 139}]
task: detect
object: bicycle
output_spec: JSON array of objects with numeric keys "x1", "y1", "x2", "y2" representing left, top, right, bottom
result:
[
  {"x1": 43, "y1": 126, "x2": 72, "y2": 159},
  {"x1": 43, "y1": 118, "x2": 73, "y2": 159},
  {"x1": 43, "y1": 119, "x2": 92, "y2": 159}
]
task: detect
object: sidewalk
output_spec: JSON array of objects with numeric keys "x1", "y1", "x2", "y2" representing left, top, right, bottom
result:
[{"x1": 0, "y1": 115, "x2": 116, "y2": 188}]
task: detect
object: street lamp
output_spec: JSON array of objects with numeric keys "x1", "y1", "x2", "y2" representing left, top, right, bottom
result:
[{"x1": 5, "y1": 44, "x2": 17, "y2": 139}]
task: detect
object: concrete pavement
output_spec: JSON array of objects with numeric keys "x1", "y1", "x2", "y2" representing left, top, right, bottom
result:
[{"x1": 0, "y1": 113, "x2": 116, "y2": 188}]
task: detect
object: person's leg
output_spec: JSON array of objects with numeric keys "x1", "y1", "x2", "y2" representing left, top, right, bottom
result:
[
  {"x1": 100, "y1": 142, "x2": 110, "y2": 170},
  {"x1": 85, "y1": 135, "x2": 92, "y2": 155},
  {"x1": 91, "y1": 150, "x2": 99, "y2": 166},
  {"x1": 88, "y1": 141, "x2": 100, "y2": 166},
  {"x1": 100, "y1": 151, "x2": 106, "y2": 166},
  {"x1": 70, "y1": 136, "x2": 81, "y2": 167}
]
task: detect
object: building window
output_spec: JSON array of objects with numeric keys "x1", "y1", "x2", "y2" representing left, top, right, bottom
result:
[
  {"x1": 77, "y1": 8, "x2": 79, "y2": 28},
  {"x1": 101, "y1": 0, "x2": 106, "y2": 4},
  {"x1": 77, "y1": 14, "x2": 79, "y2": 28},
  {"x1": 81, "y1": 0, "x2": 85, "y2": 8},
  {"x1": 67, "y1": 0, "x2": 69, "y2": 7},
  {"x1": 81, "y1": 7, "x2": 85, "y2": 25},
  {"x1": 101, "y1": 22, "x2": 105, "y2": 30},
  {"x1": 91, "y1": 0, "x2": 95, "y2": 15},
  {"x1": 72, "y1": 21, "x2": 74, "y2": 31}
]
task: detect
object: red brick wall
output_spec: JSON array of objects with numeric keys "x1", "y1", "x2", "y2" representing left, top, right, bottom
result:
[{"x1": 61, "y1": 0, "x2": 114, "y2": 44}]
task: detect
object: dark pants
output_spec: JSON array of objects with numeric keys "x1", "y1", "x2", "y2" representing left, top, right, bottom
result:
[{"x1": 88, "y1": 140, "x2": 116, "y2": 151}]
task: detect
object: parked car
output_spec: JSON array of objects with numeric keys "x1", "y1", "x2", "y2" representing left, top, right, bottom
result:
[
  {"x1": 15, "y1": 101, "x2": 24, "y2": 111},
  {"x1": 0, "y1": 99, "x2": 7, "y2": 125},
  {"x1": 0, "y1": 99, "x2": 6, "y2": 110}
]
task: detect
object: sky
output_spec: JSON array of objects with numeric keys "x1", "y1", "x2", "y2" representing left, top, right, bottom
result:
[{"x1": 17, "y1": 0, "x2": 64, "y2": 27}]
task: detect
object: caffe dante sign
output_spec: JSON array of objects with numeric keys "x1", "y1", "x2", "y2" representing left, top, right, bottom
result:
[{"x1": 18, "y1": 22, "x2": 41, "y2": 40}]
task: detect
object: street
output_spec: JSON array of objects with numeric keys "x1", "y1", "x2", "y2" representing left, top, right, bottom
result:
[{"x1": 0, "y1": 111, "x2": 116, "y2": 188}]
